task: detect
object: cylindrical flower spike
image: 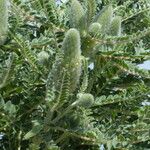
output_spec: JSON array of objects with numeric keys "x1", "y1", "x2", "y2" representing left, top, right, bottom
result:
[
  {"x1": 109, "y1": 16, "x2": 121, "y2": 36},
  {"x1": 0, "y1": 0, "x2": 9, "y2": 45},
  {"x1": 96, "y1": 5, "x2": 113, "y2": 35},
  {"x1": 69, "y1": 0, "x2": 86, "y2": 32},
  {"x1": 62, "y1": 28, "x2": 82, "y2": 92}
]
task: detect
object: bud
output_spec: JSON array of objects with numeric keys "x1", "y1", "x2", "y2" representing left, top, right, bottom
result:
[
  {"x1": 89, "y1": 22, "x2": 101, "y2": 37},
  {"x1": 77, "y1": 93, "x2": 94, "y2": 108},
  {"x1": 37, "y1": 51, "x2": 49, "y2": 65}
]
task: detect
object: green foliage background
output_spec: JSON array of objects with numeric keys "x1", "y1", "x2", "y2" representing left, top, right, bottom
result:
[{"x1": 0, "y1": 0, "x2": 150, "y2": 149}]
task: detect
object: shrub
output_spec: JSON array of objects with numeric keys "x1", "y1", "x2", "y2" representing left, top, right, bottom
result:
[{"x1": 0, "y1": 0, "x2": 150, "y2": 149}]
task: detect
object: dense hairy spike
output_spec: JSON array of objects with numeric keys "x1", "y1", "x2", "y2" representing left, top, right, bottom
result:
[
  {"x1": 109, "y1": 16, "x2": 121, "y2": 36},
  {"x1": 62, "y1": 28, "x2": 82, "y2": 92},
  {"x1": 46, "y1": 29, "x2": 82, "y2": 99},
  {"x1": 0, "y1": 0, "x2": 9, "y2": 45},
  {"x1": 69, "y1": 0, "x2": 85, "y2": 30},
  {"x1": 96, "y1": 5, "x2": 113, "y2": 35},
  {"x1": 62, "y1": 29, "x2": 81, "y2": 61},
  {"x1": 89, "y1": 23, "x2": 101, "y2": 37}
]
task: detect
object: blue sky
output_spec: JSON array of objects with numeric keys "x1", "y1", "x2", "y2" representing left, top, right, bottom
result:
[{"x1": 138, "y1": 60, "x2": 150, "y2": 70}]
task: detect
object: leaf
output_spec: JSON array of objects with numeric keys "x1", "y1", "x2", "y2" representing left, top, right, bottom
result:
[
  {"x1": 0, "y1": 95, "x2": 5, "y2": 109},
  {"x1": 23, "y1": 121, "x2": 43, "y2": 140},
  {"x1": 86, "y1": 0, "x2": 96, "y2": 25}
]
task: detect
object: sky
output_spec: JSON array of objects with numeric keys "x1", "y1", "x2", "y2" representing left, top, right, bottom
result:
[{"x1": 138, "y1": 60, "x2": 150, "y2": 70}]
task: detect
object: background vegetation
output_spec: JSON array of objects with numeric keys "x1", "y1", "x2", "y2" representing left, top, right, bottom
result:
[{"x1": 0, "y1": 0, "x2": 150, "y2": 149}]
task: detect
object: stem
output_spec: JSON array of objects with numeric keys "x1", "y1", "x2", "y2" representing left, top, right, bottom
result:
[
  {"x1": 49, "y1": 126, "x2": 102, "y2": 144},
  {"x1": 51, "y1": 101, "x2": 77, "y2": 124}
]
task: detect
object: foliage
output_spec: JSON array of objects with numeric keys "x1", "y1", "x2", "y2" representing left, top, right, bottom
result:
[{"x1": 0, "y1": 0, "x2": 150, "y2": 149}]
